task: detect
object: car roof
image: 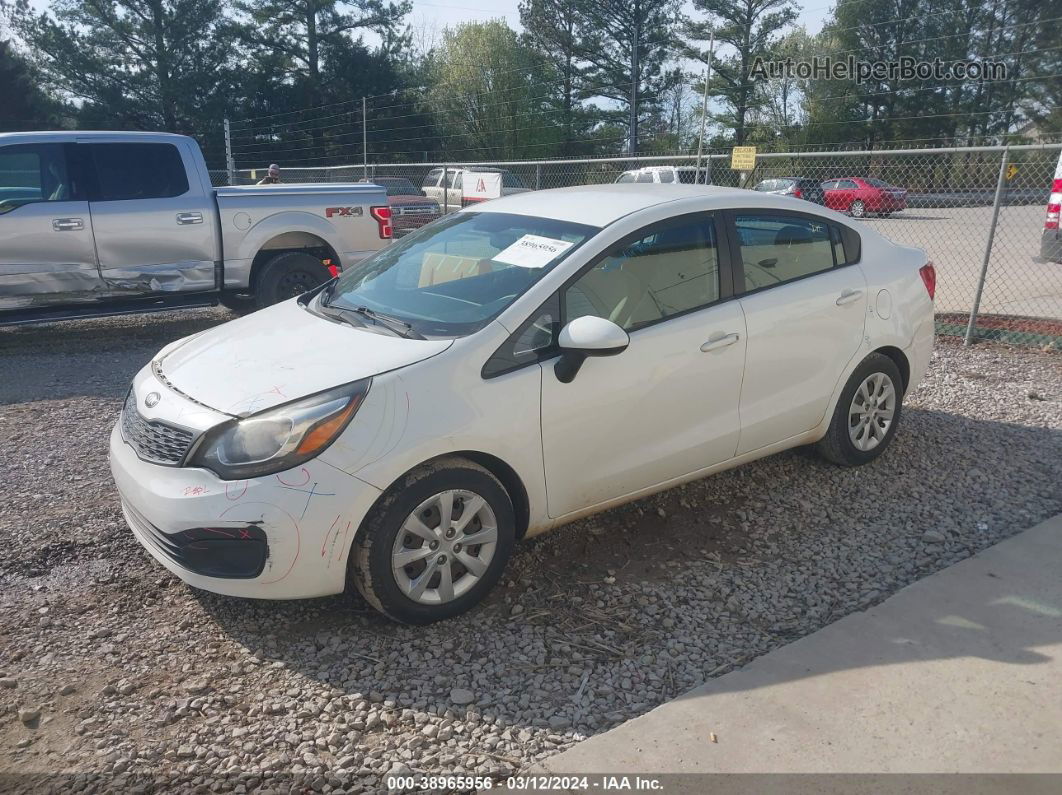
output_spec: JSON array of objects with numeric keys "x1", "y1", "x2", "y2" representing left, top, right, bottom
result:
[
  {"x1": 468, "y1": 183, "x2": 817, "y2": 227},
  {"x1": 0, "y1": 130, "x2": 192, "y2": 143}
]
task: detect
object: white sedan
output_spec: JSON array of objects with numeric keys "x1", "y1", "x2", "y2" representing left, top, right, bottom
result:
[{"x1": 110, "y1": 184, "x2": 935, "y2": 624}]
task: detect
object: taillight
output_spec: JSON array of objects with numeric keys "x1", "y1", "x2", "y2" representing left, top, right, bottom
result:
[
  {"x1": 793, "y1": 188, "x2": 802, "y2": 198},
  {"x1": 1046, "y1": 179, "x2": 1062, "y2": 230},
  {"x1": 370, "y1": 205, "x2": 393, "y2": 239},
  {"x1": 919, "y1": 262, "x2": 936, "y2": 301}
]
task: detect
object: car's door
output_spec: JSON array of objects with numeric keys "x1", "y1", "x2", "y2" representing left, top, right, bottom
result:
[
  {"x1": 0, "y1": 141, "x2": 101, "y2": 310},
  {"x1": 82, "y1": 139, "x2": 216, "y2": 296},
  {"x1": 820, "y1": 180, "x2": 839, "y2": 209},
  {"x1": 421, "y1": 168, "x2": 444, "y2": 206},
  {"x1": 539, "y1": 213, "x2": 747, "y2": 518},
  {"x1": 728, "y1": 210, "x2": 867, "y2": 455}
]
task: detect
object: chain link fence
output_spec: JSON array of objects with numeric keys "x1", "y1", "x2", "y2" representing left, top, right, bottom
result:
[{"x1": 210, "y1": 144, "x2": 1062, "y2": 348}]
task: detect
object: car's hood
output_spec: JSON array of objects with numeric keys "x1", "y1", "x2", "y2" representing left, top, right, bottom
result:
[{"x1": 157, "y1": 299, "x2": 452, "y2": 416}]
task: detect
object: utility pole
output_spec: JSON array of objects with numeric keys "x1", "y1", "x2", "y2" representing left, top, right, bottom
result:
[
  {"x1": 629, "y1": 3, "x2": 640, "y2": 156},
  {"x1": 362, "y1": 97, "x2": 368, "y2": 179},
  {"x1": 694, "y1": 31, "x2": 715, "y2": 185}
]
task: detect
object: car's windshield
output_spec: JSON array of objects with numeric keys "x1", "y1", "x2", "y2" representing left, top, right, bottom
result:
[
  {"x1": 325, "y1": 211, "x2": 599, "y2": 337},
  {"x1": 380, "y1": 179, "x2": 416, "y2": 196}
]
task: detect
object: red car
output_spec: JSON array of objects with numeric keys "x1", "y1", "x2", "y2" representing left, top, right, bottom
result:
[{"x1": 821, "y1": 177, "x2": 907, "y2": 217}]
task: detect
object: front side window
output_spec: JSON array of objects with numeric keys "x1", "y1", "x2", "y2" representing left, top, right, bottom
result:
[
  {"x1": 564, "y1": 215, "x2": 720, "y2": 332},
  {"x1": 88, "y1": 143, "x2": 189, "y2": 201},
  {"x1": 657, "y1": 169, "x2": 674, "y2": 183},
  {"x1": 326, "y1": 211, "x2": 597, "y2": 337},
  {"x1": 735, "y1": 213, "x2": 837, "y2": 291},
  {"x1": 0, "y1": 144, "x2": 75, "y2": 215},
  {"x1": 635, "y1": 172, "x2": 654, "y2": 183},
  {"x1": 423, "y1": 168, "x2": 442, "y2": 188},
  {"x1": 616, "y1": 172, "x2": 636, "y2": 183}
]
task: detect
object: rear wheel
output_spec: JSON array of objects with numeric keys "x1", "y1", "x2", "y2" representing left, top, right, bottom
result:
[
  {"x1": 255, "y1": 251, "x2": 331, "y2": 309},
  {"x1": 849, "y1": 200, "x2": 866, "y2": 218},
  {"x1": 817, "y1": 353, "x2": 903, "y2": 467},
  {"x1": 349, "y1": 458, "x2": 515, "y2": 624}
]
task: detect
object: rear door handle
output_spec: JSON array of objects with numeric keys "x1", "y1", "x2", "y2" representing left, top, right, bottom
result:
[
  {"x1": 52, "y1": 218, "x2": 84, "y2": 231},
  {"x1": 836, "y1": 288, "x2": 863, "y2": 305},
  {"x1": 700, "y1": 332, "x2": 741, "y2": 352},
  {"x1": 176, "y1": 212, "x2": 204, "y2": 225}
]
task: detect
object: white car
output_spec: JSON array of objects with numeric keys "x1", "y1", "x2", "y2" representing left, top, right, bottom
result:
[
  {"x1": 110, "y1": 184, "x2": 935, "y2": 624},
  {"x1": 616, "y1": 165, "x2": 711, "y2": 184}
]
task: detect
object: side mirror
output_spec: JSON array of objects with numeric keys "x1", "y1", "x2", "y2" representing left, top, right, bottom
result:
[{"x1": 554, "y1": 316, "x2": 630, "y2": 383}]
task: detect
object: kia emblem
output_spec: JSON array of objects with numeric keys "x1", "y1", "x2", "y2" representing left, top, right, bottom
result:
[{"x1": 144, "y1": 392, "x2": 161, "y2": 408}]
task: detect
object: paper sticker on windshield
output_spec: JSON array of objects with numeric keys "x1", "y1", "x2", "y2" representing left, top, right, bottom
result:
[{"x1": 492, "y1": 235, "x2": 574, "y2": 268}]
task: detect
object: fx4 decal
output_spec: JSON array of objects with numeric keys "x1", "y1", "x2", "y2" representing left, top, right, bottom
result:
[{"x1": 326, "y1": 206, "x2": 364, "y2": 218}]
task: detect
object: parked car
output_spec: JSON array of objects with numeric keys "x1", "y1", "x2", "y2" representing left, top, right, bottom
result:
[
  {"x1": 0, "y1": 131, "x2": 390, "y2": 323},
  {"x1": 821, "y1": 177, "x2": 907, "y2": 217},
  {"x1": 358, "y1": 177, "x2": 441, "y2": 238},
  {"x1": 616, "y1": 165, "x2": 711, "y2": 184},
  {"x1": 110, "y1": 183, "x2": 935, "y2": 624},
  {"x1": 1040, "y1": 149, "x2": 1062, "y2": 263},
  {"x1": 753, "y1": 176, "x2": 826, "y2": 204},
  {"x1": 421, "y1": 166, "x2": 529, "y2": 213}
]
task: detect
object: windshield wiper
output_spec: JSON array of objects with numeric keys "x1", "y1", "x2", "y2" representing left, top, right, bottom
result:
[{"x1": 349, "y1": 306, "x2": 426, "y2": 340}]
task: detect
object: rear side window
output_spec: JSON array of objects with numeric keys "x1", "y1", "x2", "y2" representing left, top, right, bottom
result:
[
  {"x1": 87, "y1": 143, "x2": 189, "y2": 201},
  {"x1": 635, "y1": 172, "x2": 654, "y2": 183},
  {"x1": 0, "y1": 143, "x2": 77, "y2": 213},
  {"x1": 734, "y1": 214, "x2": 837, "y2": 291},
  {"x1": 657, "y1": 170, "x2": 674, "y2": 183}
]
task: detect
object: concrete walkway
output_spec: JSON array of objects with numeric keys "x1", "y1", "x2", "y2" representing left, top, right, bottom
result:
[{"x1": 540, "y1": 514, "x2": 1062, "y2": 778}]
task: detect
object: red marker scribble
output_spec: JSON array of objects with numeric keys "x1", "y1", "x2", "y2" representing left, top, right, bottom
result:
[
  {"x1": 183, "y1": 485, "x2": 208, "y2": 497},
  {"x1": 225, "y1": 480, "x2": 248, "y2": 501},
  {"x1": 321, "y1": 516, "x2": 341, "y2": 557},
  {"x1": 276, "y1": 467, "x2": 310, "y2": 488}
]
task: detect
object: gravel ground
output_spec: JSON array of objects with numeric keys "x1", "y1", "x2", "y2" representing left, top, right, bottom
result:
[{"x1": 1, "y1": 309, "x2": 1061, "y2": 792}]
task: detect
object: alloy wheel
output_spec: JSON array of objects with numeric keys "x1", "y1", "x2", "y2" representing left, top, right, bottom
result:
[
  {"x1": 848, "y1": 372, "x2": 896, "y2": 451},
  {"x1": 391, "y1": 490, "x2": 498, "y2": 605}
]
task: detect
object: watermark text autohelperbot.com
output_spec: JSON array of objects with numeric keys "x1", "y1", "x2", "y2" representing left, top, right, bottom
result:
[{"x1": 750, "y1": 56, "x2": 1008, "y2": 84}]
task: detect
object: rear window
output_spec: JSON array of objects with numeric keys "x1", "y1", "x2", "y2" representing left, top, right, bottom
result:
[
  {"x1": 863, "y1": 178, "x2": 889, "y2": 188},
  {"x1": 88, "y1": 143, "x2": 189, "y2": 201}
]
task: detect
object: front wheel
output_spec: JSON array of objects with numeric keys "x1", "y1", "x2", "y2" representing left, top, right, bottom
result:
[
  {"x1": 349, "y1": 458, "x2": 515, "y2": 624},
  {"x1": 849, "y1": 200, "x2": 866, "y2": 218},
  {"x1": 817, "y1": 353, "x2": 903, "y2": 467}
]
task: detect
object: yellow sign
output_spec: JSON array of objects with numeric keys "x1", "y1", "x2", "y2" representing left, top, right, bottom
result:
[
  {"x1": 1006, "y1": 164, "x2": 1019, "y2": 180},
  {"x1": 731, "y1": 146, "x2": 757, "y2": 171}
]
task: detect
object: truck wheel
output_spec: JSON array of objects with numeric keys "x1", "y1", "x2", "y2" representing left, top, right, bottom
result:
[
  {"x1": 218, "y1": 292, "x2": 257, "y2": 315},
  {"x1": 255, "y1": 251, "x2": 331, "y2": 309}
]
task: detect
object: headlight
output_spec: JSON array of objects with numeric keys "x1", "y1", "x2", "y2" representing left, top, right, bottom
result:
[{"x1": 189, "y1": 379, "x2": 370, "y2": 479}]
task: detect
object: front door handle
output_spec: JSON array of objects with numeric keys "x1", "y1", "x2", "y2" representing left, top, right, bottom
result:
[
  {"x1": 52, "y1": 218, "x2": 84, "y2": 231},
  {"x1": 176, "y1": 212, "x2": 204, "y2": 225},
  {"x1": 700, "y1": 332, "x2": 741, "y2": 352},
  {"x1": 836, "y1": 288, "x2": 863, "y2": 305}
]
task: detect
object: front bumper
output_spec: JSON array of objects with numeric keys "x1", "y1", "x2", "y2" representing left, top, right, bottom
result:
[{"x1": 109, "y1": 423, "x2": 382, "y2": 599}]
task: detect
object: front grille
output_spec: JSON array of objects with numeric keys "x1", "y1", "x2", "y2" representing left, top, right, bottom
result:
[
  {"x1": 399, "y1": 206, "x2": 440, "y2": 216},
  {"x1": 120, "y1": 390, "x2": 195, "y2": 466}
]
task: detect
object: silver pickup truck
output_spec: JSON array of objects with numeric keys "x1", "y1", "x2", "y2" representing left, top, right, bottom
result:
[{"x1": 0, "y1": 131, "x2": 390, "y2": 323}]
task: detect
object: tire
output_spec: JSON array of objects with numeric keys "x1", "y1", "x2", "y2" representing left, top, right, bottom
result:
[
  {"x1": 816, "y1": 353, "x2": 904, "y2": 467},
  {"x1": 849, "y1": 200, "x2": 866, "y2": 218},
  {"x1": 255, "y1": 251, "x2": 331, "y2": 309},
  {"x1": 349, "y1": 457, "x2": 516, "y2": 624},
  {"x1": 218, "y1": 292, "x2": 257, "y2": 315}
]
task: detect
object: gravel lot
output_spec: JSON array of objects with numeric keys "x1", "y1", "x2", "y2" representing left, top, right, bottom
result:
[{"x1": 1, "y1": 308, "x2": 1061, "y2": 791}]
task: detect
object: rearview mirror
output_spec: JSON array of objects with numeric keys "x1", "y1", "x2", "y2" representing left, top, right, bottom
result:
[{"x1": 554, "y1": 316, "x2": 630, "y2": 383}]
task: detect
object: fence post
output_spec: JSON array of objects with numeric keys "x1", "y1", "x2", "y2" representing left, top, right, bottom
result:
[
  {"x1": 536, "y1": 164, "x2": 542, "y2": 190},
  {"x1": 964, "y1": 146, "x2": 1009, "y2": 346},
  {"x1": 224, "y1": 117, "x2": 235, "y2": 186},
  {"x1": 362, "y1": 97, "x2": 368, "y2": 180},
  {"x1": 442, "y1": 167, "x2": 449, "y2": 215}
]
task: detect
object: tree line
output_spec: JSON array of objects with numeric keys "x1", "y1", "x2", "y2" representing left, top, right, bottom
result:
[{"x1": 1, "y1": 0, "x2": 1058, "y2": 166}]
